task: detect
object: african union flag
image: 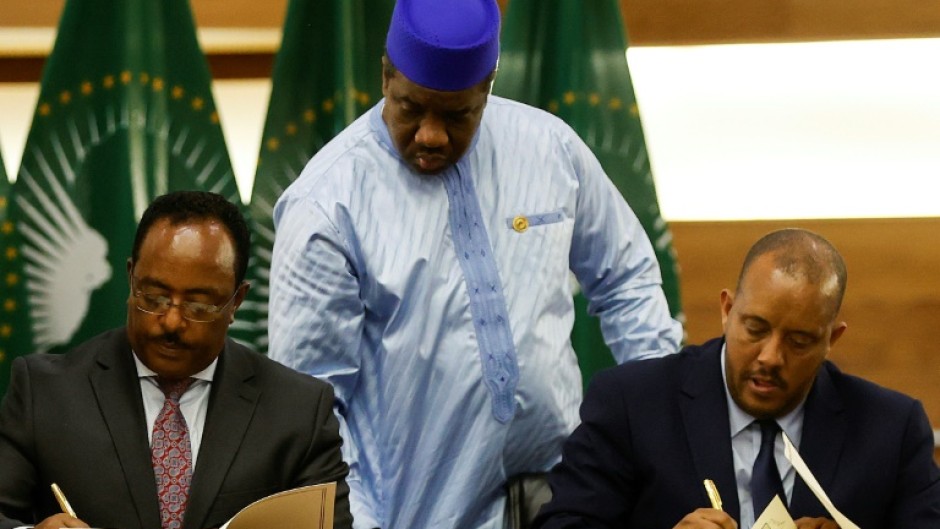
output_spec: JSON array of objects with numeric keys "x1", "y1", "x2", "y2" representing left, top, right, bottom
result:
[{"x1": 9, "y1": 0, "x2": 241, "y2": 356}]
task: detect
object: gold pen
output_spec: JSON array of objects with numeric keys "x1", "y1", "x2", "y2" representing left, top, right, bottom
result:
[
  {"x1": 51, "y1": 482, "x2": 78, "y2": 518},
  {"x1": 703, "y1": 479, "x2": 723, "y2": 511}
]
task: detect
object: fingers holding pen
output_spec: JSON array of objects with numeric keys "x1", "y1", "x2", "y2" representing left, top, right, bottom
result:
[
  {"x1": 34, "y1": 512, "x2": 91, "y2": 528},
  {"x1": 46, "y1": 483, "x2": 89, "y2": 528},
  {"x1": 676, "y1": 479, "x2": 736, "y2": 528},
  {"x1": 673, "y1": 507, "x2": 739, "y2": 528}
]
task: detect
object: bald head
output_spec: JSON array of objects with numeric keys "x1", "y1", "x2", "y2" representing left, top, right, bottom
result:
[{"x1": 736, "y1": 229, "x2": 847, "y2": 320}]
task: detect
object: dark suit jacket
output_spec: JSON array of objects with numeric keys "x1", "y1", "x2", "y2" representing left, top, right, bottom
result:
[
  {"x1": 0, "y1": 327, "x2": 353, "y2": 529},
  {"x1": 535, "y1": 337, "x2": 940, "y2": 529}
]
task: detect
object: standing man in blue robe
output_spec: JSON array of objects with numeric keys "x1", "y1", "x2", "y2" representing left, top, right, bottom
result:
[{"x1": 267, "y1": 0, "x2": 683, "y2": 527}]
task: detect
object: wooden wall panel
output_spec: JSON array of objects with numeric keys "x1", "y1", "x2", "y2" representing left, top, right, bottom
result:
[
  {"x1": 3, "y1": 0, "x2": 939, "y2": 44},
  {"x1": 620, "y1": 0, "x2": 940, "y2": 45},
  {"x1": 671, "y1": 218, "x2": 940, "y2": 431},
  {"x1": 4, "y1": 0, "x2": 940, "y2": 80},
  {"x1": 0, "y1": 0, "x2": 287, "y2": 28},
  {"x1": 0, "y1": 54, "x2": 274, "y2": 82},
  {"x1": 0, "y1": 0, "x2": 64, "y2": 27},
  {"x1": 189, "y1": 0, "x2": 287, "y2": 28}
]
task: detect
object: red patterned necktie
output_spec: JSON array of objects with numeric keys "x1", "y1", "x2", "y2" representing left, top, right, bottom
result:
[{"x1": 151, "y1": 378, "x2": 195, "y2": 529}]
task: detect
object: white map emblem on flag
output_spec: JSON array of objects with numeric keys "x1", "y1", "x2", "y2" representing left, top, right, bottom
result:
[{"x1": 16, "y1": 164, "x2": 111, "y2": 351}]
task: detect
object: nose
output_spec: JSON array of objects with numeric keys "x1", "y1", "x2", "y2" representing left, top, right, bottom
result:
[
  {"x1": 159, "y1": 304, "x2": 187, "y2": 332},
  {"x1": 756, "y1": 334, "x2": 785, "y2": 367},
  {"x1": 415, "y1": 114, "x2": 448, "y2": 148}
]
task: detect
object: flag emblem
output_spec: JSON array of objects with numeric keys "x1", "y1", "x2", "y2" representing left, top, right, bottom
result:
[{"x1": 17, "y1": 172, "x2": 111, "y2": 350}]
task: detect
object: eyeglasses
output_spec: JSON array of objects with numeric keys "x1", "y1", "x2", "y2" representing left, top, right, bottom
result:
[{"x1": 131, "y1": 277, "x2": 239, "y2": 323}]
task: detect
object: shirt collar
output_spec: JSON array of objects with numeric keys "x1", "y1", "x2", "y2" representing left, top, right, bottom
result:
[
  {"x1": 371, "y1": 100, "x2": 396, "y2": 156},
  {"x1": 720, "y1": 341, "x2": 805, "y2": 442},
  {"x1": 132, "y1": 350, "x2": 217, "y2": 383}
]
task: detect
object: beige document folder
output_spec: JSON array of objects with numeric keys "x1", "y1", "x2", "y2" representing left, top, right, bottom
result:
[{"x1": 220, "y1": 482, "x2": 336, "y2": 529}]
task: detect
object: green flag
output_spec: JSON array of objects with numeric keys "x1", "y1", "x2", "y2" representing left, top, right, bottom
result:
[
  {"x1": 244, "y1": 0, "x2": 393, "y2": 352},
  {"x1": 1, "y1": 144, "x2": 32, "y2": 395},
  {"x1": 9, "y1": 0, "x2": 241, "y2": 355},
  {"x1": 494, "y1": 0, "x2": 684, "y2": 386}
]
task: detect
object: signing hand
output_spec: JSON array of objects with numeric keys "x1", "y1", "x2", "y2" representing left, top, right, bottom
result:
[
  {"x1": 34, "y1": 512, "x2": 90, "y2": 528},
  {"x1": 672, "y1": 507, "x2": 739, "y2": 528}
]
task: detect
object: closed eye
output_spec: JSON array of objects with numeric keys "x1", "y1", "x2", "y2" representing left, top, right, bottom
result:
[
  {"x1": 182, "y1": 301, "x2": 222, "y2": 315},
  {"x1": 397, "y1": 99, "x2": 422, "y2": 117},
  {"x1": 140, "y1": 292, "x2": 170, "y2": 307},
  {"x1": 788, "y1": 333, "x2": 819, "y2": 349},
  {"x1": 445, "y1": 110, "x2": 472, "y2": 122},
  {"x1": 741, "y1": 316, "x2": 770, "y2": 340},
  {"x1": 746, "y1": 328, "x2": 768, "y2": 342}
]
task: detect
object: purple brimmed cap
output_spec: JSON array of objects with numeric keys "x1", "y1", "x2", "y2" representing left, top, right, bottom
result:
[{"x1": 386, "y1": 0, "x2": 500, "y2": 91}]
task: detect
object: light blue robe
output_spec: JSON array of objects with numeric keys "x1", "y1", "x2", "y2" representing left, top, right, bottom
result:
[{"x1": 269, "y1": 96, "x2": 682, "y2": 529}]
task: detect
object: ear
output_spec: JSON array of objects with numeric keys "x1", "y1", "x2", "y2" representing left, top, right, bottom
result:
[
  {"x1": 829, "y1": 321, "x2": 848, "y2": 348},
  {"x1": 381, "y1": 56, "x2": 391, "y2": 93},
  {"x1": 719, "y1": 289, "x2": 734, "y2": 329},
  {"x1": 229, "y1": 281, "x2": 251, "y2": 323},
  {"x1": 125, "y1": 259, "x2": 135, "y2": 305}
]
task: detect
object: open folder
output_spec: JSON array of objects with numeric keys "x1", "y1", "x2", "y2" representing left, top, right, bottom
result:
[{"x1": 220, "y1": 482, "x2": 336, "y2": 529}]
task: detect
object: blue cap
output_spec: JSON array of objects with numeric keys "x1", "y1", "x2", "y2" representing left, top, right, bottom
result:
[{"x1": 386, "y1": 0, "x2": 500, "y2": 91}]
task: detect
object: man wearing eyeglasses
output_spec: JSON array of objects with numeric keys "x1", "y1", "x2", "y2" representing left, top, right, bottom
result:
[{"x1": 0, "y1": 191, "x2": 352, "y2": 529}]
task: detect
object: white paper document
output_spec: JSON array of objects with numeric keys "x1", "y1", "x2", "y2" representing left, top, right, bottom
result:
[{"x1": 752, "y1": 495, "x2": 796, "y2": 529}]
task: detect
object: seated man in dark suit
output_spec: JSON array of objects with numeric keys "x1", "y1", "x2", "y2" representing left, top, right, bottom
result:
[
  {"x1": 0, "y1": 191, "x2": 352, "y2": 529},
  {"x1": 535, "y1": 228, "x2": 940, "y2": 529}
]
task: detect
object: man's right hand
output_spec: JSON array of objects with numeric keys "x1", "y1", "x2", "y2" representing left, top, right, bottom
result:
[
  {"x1": 34, "y1": 512, "x2": 90, "y2": 528},
  {"x1": 672, "y1": 507, "x2": 739, "y2": 528}
]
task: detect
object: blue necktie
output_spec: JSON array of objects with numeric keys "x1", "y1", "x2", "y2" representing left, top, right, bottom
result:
[{"x1": 751, "y1": 419, "x2": 786, "y2": 517}]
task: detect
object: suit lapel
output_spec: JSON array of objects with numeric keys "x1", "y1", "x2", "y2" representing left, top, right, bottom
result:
[
  {"x1": 678, "y1": 340, "x2": 742, "y2": 521},
  {"x1": 89, "y1": 331, "x2": 162, "y2": 529},
  {"x1": 789, "y1": 362, "x2": 846, "y2": 516},
  {"x1": 184, "y1": 340, "x2": 261, "y2": 529}
]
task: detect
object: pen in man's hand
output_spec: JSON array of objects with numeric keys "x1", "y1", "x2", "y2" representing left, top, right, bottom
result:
[
  {"x1": 703, "y1": 479, "x2": 723, "y2": 511},
  {"x1": 51, "y1": 482, "x2": 78, "y2": 518}
]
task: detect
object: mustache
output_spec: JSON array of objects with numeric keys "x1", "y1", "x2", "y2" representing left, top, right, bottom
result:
[
  {"x1": 156, "y1": 332, "x2": 186, "y2": 347},
  {"x1": 416, "y1": 148, "x2": 445, "y2": 158},
  {"x1": 746, "y1": 367, "x2": 787, "y2": 389}
]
